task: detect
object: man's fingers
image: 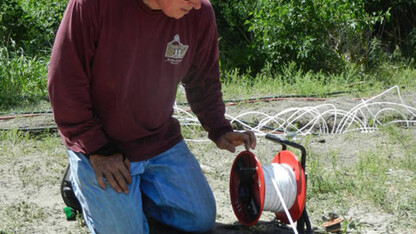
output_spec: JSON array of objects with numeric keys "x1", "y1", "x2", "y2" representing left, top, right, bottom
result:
[
  {"x1": 230, "y1": 132, "x2": 253, "y2": 151},
  {"x1": 216, "y1": 131, "x2": 258, "y2": 153},
  {"x1": 113, "y1": 171, "x2": 129, "y2": 194},
  {"x1": 240, "y1": 132, "x2": 251, "y2": 151},
  {"x1": 217, "y1": 137, "x2": 236, "y2": 153},
  {"x1": 95, "y1": 172, "x2": 107, "y2": 190},
  {"x1": 90, "y1": 154, "x2": 132, "y2": 194},
  {"x1": 226, "y1": 142, "x2": 236, "y2": 153},
  {"x1": 124, "y1": 158, "x2": 131, "y2": 173},
  {"x1": 97, "y1": 168, "x2": 130, "y2": 194},
  {"x1": 246, "y1": 131, "x2": 256, "y2": 149},
  {"x1": 102, "y1": 163, "x2": 130, "y2": 194},
  {"x1": 119, "y1": 163, "x2": 132, "y2": 185},
  {"x1": 238, "y1": 131, "x2": 256, "y2": 150},
  {"x1": 103, "y1": 171, "x2": 123, "y2": 193}
]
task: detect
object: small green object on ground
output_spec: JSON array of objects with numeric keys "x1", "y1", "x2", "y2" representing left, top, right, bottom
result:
[{"x1": 63, "y1": 206, "x2": 76, "y2": 221}]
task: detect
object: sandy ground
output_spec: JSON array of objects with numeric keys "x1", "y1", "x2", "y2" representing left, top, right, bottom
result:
[{"x1": 0, "y1": 88, "x2": 415, "y2": 233}]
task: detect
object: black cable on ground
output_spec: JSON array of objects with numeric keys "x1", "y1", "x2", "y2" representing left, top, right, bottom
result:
[
  {"x1": 175, "y1": 90, "x2": 352, "y2": 105},
  {"x1": 0, "y1": 125, "x2": 58, "y2": 133},
  {"x1": 223, "y1": 90, "x2": 351, "y2": 104},
  {"x1": 0, "y1": 110, "x2": 53, "y2": 116}
]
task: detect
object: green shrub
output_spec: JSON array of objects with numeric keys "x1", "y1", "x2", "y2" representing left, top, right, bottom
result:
[
  {"x1": 0, "y1": 0, "x2": 65, "y2": 108},
  {"x1": 0, "y1": 0, "x2": 66, "y2": 55},
  {"x1": 213, "y1": 0, "x2": 392, "y2": 75},
  {"x1": 248, "y1": 0, "x2": 385, "y2": 73},
  {"x1": 212, "y1": 0, "x2": 261, "y2": 73},
  {"x1": 366, "y1": 0, "x2": 416, "y2": 59},
  {"x1": 0, "y1": 0, "x2": 32, "y2": 47}
]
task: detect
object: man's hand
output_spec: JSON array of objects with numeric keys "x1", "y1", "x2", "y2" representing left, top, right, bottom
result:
[
  {"x1": 215, "y1": 131, "x2": 256, "y2": 153},
  {"x1": 89, "y1": 153, "x2": 131, "y2": 194}
]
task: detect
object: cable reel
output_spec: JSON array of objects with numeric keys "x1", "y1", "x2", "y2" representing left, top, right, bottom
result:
[{"x1": 229, "y1": 134, "x2": 312, "y2": 233}]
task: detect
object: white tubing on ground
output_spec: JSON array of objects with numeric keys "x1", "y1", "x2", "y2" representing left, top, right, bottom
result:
[{"x1": 175, "y1": 86, "x2": 416, "y2": 141}]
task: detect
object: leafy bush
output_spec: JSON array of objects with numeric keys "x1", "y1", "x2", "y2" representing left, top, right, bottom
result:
[
  {"x1": 0, "y1": 0, "x2": 31, "y2": 47},
  {"x1": 366, "y1": 0, "x2": 416, "y2": 59},
  {"x1": 0, "y1": 0, "x2": 65, "y2": 108},
  {"x1": 213, "y1": 0, "x2": 389, "y2": 75},
  {"x1": 248, "y1": 0, "x2": 386, "y2": 73},
  {"x1": 0, "y1": 0, "x2": 66, "y2": 55},
  {"x1": 212, "y1": 0, "x2": 260, "y2": 73}
]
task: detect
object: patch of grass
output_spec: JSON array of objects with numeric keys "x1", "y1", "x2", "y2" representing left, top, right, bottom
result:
[
  {"x1": 305, "y1": 127, "x2": 416, "y2": 231},
  {"x1": 0, "y1": 46, "x2": 49, "y2": 109},
  {"x1": 307, "y1": 150, "x2": 356, "y2": 196},
  {"x1": 0, "y1": 129, "x2": 66, "y2": 190},
  {"x1": 220, "y1": 62, "x2": 416, "y2": 102},
  {"x1": 355, "y1": 150, "x2": 389, "y2": 206},
  {"x1": 0, "y1": 128, "x2": 29, "y2": 144},
  {"x1": 0, "y1": 202, "x2": 47, "y2": 232},
  {"x1": 0, "y1": 100, "x2": 51, "y2": 115},
  {"x1": 381, "y1": 124, "x2": 416, "y2": 170},
  {"x1": 180, "y1": 124, "x2": 207, "y2": 140},
  {"x1": 0, "y1": 129, "x2": 31, "y2": 163},
  {"x1": 0, "y1": 127, "x2": 86, "y2": 232}
]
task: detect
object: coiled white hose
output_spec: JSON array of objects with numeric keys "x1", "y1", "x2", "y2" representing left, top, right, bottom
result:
[
  {"x1": 262, "y1": 163, "x2": 299, "y2": 234},
  {"x1": 175, "y1": 86, "x2": 416, "y2": 140}
]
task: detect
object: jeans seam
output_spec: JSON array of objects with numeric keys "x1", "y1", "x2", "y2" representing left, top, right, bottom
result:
[{"x1": 144, "y1": 169, "x2": 171, "y2": 212}]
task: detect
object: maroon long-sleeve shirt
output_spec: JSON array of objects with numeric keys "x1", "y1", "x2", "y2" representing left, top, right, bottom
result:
[{"x1": 47, "y1": 0, "x2": 233, "y2": 162}]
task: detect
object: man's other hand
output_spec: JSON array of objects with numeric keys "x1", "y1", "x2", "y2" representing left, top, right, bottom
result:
[
  {"x1": 215, "y1": 131, "x2": 256, "y2": 153},
  {"x1": 89, "y1": 153, "x2": 131, "y2": 194}
]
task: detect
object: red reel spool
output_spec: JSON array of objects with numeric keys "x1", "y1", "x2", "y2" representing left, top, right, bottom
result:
[
  {"x1": 229, "y1": 150, "x2": 306, "y2": 226},
  {"x1": 229, "y1": 151, "x2": 265, "y2": 226},
  {"x1": 272, "y1": 150, "x2": 306, "y2": 224}
]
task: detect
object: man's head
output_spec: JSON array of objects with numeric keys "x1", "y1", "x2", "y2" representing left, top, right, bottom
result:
[{"x1": 142, "y1": 0, "x2": 202, "y2": 19}]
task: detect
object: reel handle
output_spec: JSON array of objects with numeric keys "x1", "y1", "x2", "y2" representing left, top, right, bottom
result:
[
  {"x1": 265, "y1": 134, "x2": 312, "y2": 233},
  {"x1": 265, "y1": 134, "x2": 306, "y2": 170}
]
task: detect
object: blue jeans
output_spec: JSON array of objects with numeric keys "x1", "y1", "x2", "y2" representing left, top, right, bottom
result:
[{"x1": 67, "y1": 140, "x2": 216, "y2": 234}]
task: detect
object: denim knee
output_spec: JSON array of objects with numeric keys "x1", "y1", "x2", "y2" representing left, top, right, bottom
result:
[{"x1": 180, "y1": 197, "x2": 216, "y2": 233}]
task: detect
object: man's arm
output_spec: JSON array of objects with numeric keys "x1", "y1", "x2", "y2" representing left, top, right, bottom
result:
[
  {"x1": 48, "y1": 0, "x2": 130, "y2": 193},
  {"x1": 48, "y1": 0, "x2": 107, "y2": 154},
  {"x1": 181, "y1": 2, "x2": 256, "y2": 152}
]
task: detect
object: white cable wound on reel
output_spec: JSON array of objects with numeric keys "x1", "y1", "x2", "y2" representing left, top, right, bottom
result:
[
  {"x1": 263, "y1": 163, "x2": 297, "y2": 211},
  {"x1": 262, "y1": 163, "x2": 299, "y2": 234}
]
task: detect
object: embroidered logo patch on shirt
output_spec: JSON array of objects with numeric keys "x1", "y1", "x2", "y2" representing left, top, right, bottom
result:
[{"x1": 165, "y1": 34, "x2": 189, "y2": 65}]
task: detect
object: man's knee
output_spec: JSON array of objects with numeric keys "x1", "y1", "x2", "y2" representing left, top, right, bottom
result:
[{"x1": 180, "y1": 202, "x2": 216, "y2": 233}]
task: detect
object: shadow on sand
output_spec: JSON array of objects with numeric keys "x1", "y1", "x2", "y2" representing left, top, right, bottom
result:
[{"x1": 149, "y1": 218, "x2": 295, "y2": 234}]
